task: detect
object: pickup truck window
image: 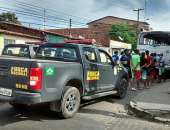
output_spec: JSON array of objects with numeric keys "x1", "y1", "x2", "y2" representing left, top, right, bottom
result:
[
  {"x1": 2, "y1": 46, "x2": 30, "y2": 58},
  {"x1": 99, "y1": 50, "x2": 112, "y2": 65},
  {"x1": 36, "y1": 46, "x2": 78, "y2": 61},
  {"x1": 83, "y1": 47, "x2": 97, "y2": 62}
]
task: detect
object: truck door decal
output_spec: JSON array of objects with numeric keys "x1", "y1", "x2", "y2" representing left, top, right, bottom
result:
[{"x1": 87, "y1": 71, "x2": 100, "y2": 81}]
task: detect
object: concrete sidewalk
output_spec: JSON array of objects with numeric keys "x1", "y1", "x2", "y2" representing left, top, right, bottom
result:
[{"x1": 129, "y1": 81, "x2": 170, "y2": 123}]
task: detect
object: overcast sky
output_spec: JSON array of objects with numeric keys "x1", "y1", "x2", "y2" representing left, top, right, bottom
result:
[{"x1": 0, "y1": 0, "x2": 170, "y2": 31}]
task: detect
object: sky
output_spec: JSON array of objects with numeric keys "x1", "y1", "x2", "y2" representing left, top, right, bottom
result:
[{"x1": 0, "y1": 0, "x2": 170, "y2": 31}]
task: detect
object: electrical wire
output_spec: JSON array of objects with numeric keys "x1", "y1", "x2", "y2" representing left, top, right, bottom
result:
[
  {"x1": 0, "y1": 0, "x2": 91, "y2": 23},
  {"x1": 0, "y1": 7, "x2": 87, "y2": 26}
]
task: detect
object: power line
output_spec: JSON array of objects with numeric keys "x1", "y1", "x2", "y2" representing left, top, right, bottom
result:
[
  {"x1": 0, "y1": 0, "x2": 89, "y2": 30},
  {"x1": 0, "y1": 20, "x2": 68, "y2": 29},
  {"x1": 21, "y1": 21, "x2": 67, "y2": 29},
  {"x1": 0, "y1": 9, "x2": 69, "y2": 29},
  {"x1": 0, "y1": 0, "x2": 147, "y2": 30},
  {"x1": 0, "y1": 7, "x2": 88, "y2": 29},
  {"x1": 0, "y1": 0, "x2": 91, "y2": 22},
  {"x1": 0, "y1": 0, "x2": 143, "y2": 28},
  {"x1": 0, "y1": 6, "x2": 87, "y2": 26},
  {"x1": 0, "y1": 0, "x2": 146, "y2": 26}
]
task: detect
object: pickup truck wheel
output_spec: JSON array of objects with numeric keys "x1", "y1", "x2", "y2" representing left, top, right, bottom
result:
[
  {"x1": 116, "y1": 78, "x2": 128, "y2": 99},
  {"x1": 9, "y1": 103, "x2": 28, "y2": 109},
  {"x1": 60, "y1": 86, "x2": 80, "y2": 118}
]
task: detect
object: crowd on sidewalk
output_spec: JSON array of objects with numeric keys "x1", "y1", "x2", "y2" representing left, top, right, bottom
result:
[{"x1": 112, "y1": 49, "x2": 166, "y2": 91}]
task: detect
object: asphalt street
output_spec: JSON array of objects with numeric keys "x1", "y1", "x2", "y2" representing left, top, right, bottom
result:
[{"x1": 0, "y1": 88, "x2": 169, "y2": 130}]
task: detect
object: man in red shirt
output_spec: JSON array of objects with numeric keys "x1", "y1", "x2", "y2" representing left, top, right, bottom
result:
[{"x1": 145, "y1": 50, "x2": 152, "y2": 87}]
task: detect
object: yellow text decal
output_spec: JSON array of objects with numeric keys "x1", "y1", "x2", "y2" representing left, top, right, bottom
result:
[
  {"x1": 16, "y1": 83, "x2": 28, "y2": 90},
  {"x1": 11, "y1": 67, "x2": 28, "y2": 76},
  {"x1": 87, "y1": 71, "x2": 100, "y2": 81}
]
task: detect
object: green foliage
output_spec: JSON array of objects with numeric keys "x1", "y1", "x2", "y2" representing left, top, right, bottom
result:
[
  {"x1": 0, "y1": 12, "x2": 21, "y2": 24},
  {"x1": 109, "y1": 24, "x2": 137, "y2": 49}
]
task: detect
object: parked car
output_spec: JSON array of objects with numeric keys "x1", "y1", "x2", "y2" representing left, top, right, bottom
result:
[
  {"x1": 0, "y1": 40, "x2": 128, "y2": 118},
  {"x1": 2, "y1": 43, "x2": 40, "y2": 58}
]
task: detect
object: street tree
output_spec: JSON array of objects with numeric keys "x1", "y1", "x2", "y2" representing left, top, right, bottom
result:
[
  {"x1": 0, "y1": 12, "x2": 21, "y2": 24},
  {"x1": 109, "y1": 24, "x2": 137, "y2": 49}
]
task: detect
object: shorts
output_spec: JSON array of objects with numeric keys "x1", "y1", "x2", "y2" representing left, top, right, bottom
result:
[
  {"x1": 132, "y1": 70, "x2": 141, "y2": 80},
  {"x1": 146, "y1": 68, "x2": 150, "y2": 76},
  {"x1": 144, "y1": 67, "x2": 151, "y2": 76},
  {"x1": 149, "y1": 69, "x2": 156, "y2": 78},
  {"x1": 142, "y1": 70, "x2": 147, "y2": 80}
]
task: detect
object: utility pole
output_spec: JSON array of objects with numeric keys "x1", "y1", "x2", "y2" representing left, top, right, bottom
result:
[
  {"x1": 69, "y1": 18, "x2": 72, "y2": 37},
  {"x1": 43, "y1": 8, "x2": 46, "y2": 30},
  {"x1": 144, "y1": 0, "x2": 147, "y2": 21},
  {"x1": 133, "y1": 8, "x2": 144, "y2": 34}
]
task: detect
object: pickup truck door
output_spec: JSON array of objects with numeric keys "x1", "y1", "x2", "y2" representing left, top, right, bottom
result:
[
  {"x1": 97, "y1": 49, "x2": 116, "y2": 91},
  {"x1": 82, "y1": 47, "x2": 99, "y2": 94}
]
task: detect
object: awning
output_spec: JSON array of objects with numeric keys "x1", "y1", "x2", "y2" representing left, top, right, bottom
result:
[
  {"x1": 142, "y1": 31, "x2": 170, "y2": 44},
  {"x1": 110, "y1": 40, "x2": 131, "y2": 49}
]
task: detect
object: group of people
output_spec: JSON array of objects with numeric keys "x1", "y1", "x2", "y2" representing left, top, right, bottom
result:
[{"x1": 112, "y1": 49, "x2": 165, "y2": 90}]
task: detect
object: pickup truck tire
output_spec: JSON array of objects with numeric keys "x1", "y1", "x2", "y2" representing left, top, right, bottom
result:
[
  {"x1": 60, "y1": 86, "x2": 80, "y2": 118},
  {"x1": 115, "y1": 78, "x2": 128, "y2": 99},
  {"x1": 9, "y1": 102, "x2": 28, "y2": 109}
]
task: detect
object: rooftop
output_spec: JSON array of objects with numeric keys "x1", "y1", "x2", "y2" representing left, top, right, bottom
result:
[
  {"x1": 88, "y1": 16, "x2": 149, "y2": 25},
  {"x1": 0, "y1": 21, "x2": 72, "y2": 39}
]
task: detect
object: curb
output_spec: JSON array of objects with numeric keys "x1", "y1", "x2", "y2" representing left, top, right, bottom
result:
[{"x1": 128, "y1": 101, "x2": 170, "y2": 124}]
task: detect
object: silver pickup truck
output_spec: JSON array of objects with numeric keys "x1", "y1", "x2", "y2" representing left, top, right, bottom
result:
[{"x1": 0, "y1": 41, "x2": 128, "y2": 118}]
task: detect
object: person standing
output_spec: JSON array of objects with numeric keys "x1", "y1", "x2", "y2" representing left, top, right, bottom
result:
[
  {"x1": 150, "y1": 53, "x2": 157, "y2": 83},
  {"x1": 112, "y1": 51, "x2": 119, "y2": 65},
  {"x1": 131, "y1": 49, "x2": 141, "y2": 90},
  {"x1": 157, "y1": 53, "x2": 165, "y2": 82},
  {"x1": 120, "y1": 49, "x2": 131, "y2": 77},
  {"x1": 145, "y1": 50, "x2": 152, "y2": 87},
  {"x1": 140, "y1": 52, "x2": 148, "y2": 88},
  {"x1": 154, "y1": 53, "x2": 161, "y2": 82},
  {"x1": 119, "y1": 51, "x2": 124, "y2": 62},
  {"x1": 120, "y1": 49, "x2": 132, "y2": 87},
  {"x1": 160, "y1": 53, "x2": 166, "y2": 81}
]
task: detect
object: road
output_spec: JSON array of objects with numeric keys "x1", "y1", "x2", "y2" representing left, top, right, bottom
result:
[{"x1": 0, "y1": 89, "x2": 169, "y2": 130}]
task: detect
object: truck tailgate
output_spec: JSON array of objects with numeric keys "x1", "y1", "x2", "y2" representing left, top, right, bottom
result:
[{"x1": 0, "y1": 57, "x2": 33, "y2": 96}]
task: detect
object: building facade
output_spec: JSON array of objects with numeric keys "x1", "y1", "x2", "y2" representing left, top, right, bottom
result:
[
  {"x1": 0, "y1": 22, "x2": 70, "y2": 54},
  {"x1": 48, "y1": 16, "x2": 150, "y2": 47}
]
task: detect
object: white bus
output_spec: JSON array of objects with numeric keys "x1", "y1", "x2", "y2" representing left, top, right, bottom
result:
[
  {"x1": 137, "y1": 31, "x2": 170, "y2": 77},
  {"x1": 138, "y1": 31, "x2": 170, "y2": 64}
]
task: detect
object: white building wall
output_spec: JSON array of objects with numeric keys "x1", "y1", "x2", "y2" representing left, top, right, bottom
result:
[
  {"x1": 0, "y1": 34, "x2": 41, "y2": 55},
  {"x1": 3, "y1": 34, "x2": 40, "y2": 44}
]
